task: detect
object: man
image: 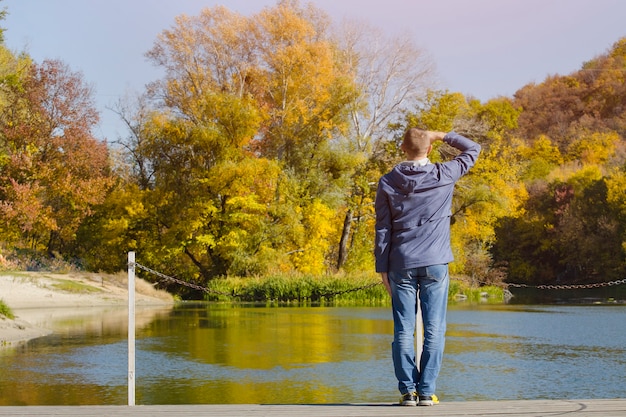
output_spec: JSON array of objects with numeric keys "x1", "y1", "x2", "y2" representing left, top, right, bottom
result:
[{"x1": 374, "y1": 128, "x2": 481, "y2": 406}]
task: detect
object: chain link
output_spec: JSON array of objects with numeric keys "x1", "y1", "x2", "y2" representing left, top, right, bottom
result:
[
  {"x1": 506, "y1": 278, "x2": 626, "y2": 290},
  {"x1": 317, "y1": 282, "x2": 381, "y2": 298},
  {"x1": 132, "y1": 262, "x2": 236, "y2": 297},
  {"x1": 131, "y1": 261, "x2": 381, "y2": 300},
  {"x1": 131, "y1": 261, "x2": 626, "y2": 299}
]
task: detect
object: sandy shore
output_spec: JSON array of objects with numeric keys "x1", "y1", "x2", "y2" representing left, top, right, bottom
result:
[{"x1": 0, "y1": 271, "x2": 174, "y2": 345}]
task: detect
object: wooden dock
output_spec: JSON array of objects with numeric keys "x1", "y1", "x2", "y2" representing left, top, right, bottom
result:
[{"x1": 1, "y1": 399, "x2": 625, "y2": 416}]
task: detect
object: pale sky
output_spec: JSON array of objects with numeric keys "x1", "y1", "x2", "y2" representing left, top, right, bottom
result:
[{"x1": 3, "y1": 0, "x2": 625, "y2": 142}]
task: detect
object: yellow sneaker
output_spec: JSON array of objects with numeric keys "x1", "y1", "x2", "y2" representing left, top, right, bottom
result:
[{"x1": 418, "y1": 394, "x2": 439, "y2": 406}]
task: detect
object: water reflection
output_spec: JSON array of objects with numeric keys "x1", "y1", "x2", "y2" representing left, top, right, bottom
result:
[
  {"x1": 1, "y1": 303, "x2": 625, "y2": 405},
  {"x1": 134, "y1": 305, "x2": 394, "y2": 404},
  {"x1": 443, "y1": 305, "x2": 626, "y2": 401}
]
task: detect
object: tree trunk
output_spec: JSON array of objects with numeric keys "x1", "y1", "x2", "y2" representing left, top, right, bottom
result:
[{"x1": 336, "y1": 209, "x2": 353, "y2": 270}]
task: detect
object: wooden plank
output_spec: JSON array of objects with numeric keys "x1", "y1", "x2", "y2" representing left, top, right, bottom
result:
[{"x1": 0, "y1": 399, "x2": 625, "y2": 417}]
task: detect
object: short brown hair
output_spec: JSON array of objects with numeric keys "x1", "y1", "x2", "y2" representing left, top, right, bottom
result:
[{"x1": 402, "y1": 128, "x2": 430, "y2": 157}]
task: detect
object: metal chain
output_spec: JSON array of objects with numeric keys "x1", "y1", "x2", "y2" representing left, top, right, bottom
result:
[
  {"x1": 506, "y1": 278, "x2": 626, "y2": 290},
  {"x1": 132, "y1": 261, "x2": 626, "y2": 298},
  {"x1": 317, "y1": 282, "x2": 381, "y2": 298},
  {"x1": 132, "y1": 262, "x2": 236, "y2": 297},
  {"x1": 132, "y1": 261, "x2": 381, "y2": 299}
]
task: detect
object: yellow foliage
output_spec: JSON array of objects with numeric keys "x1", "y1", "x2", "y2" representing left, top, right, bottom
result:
[
  {"x1": 563, "y1": 165, "x2": 604, "y2": 193},
  {"x1": 605, "y1": 170, "x2": 626, "y2": 216},
  {"x1": 216, "y1": 229, "x2": 248, "y2": 255},
  {"x1": 124, "y1": 200, "x2": 146, "y2": 218},
  {"x1": 518, "y1": 135, "x2": 563, "y2": 165},
  {"x1": 206, "y1": 158, "x2": 282, "y2": 203},
  {"x1": 302, "y1": 200, "x2": 335, "y2": 240},
  {"x1": 566, "y1": 132, "x2": 619, "y2": 164},
  {"x1": 195, "y1": 233, "x2": 217, "y2": 249},
  {"x1": 291, "y1": 200, "x2": 338, "y2": 274}
]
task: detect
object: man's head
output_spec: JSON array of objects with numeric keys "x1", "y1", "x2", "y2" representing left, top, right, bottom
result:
[{"x1": 401, "y1": 128, "x2": 431, "y2": 158}]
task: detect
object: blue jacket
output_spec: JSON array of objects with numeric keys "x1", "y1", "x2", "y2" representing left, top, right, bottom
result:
[{"x1": 374, "y1": 132, "x2": 481, "y2": 273}]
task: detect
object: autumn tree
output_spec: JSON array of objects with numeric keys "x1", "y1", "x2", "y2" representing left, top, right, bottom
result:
[
  {"x1": 72, "y1": 93, "x2": 160, "y2": 272},
  {"x1": 332, "y1": 21, "x2": 434, "y2": 270},
  {"x1": 0, "y1": 58, "x2": 113, "y2": 258},
  {"x1": 493, "y1": 165, "x2": 626, "y2": 284},
  {"x1": 514, "y1": 37, "x2": 626, "y2": 150},
  {"x1": 492, "y1": 123, "x2": 625, "y2": 285},
  {"x1": 555, "y1": 167, "x2": 624, "y2": 281},
  {"x1": 101, "y1": 1, "x2": 364, "y2": 285},
  {"x1": 402, "y1": 91, "x2": 527, "y2": 284},
  {"x1": 492, "y1": 38, "x2": 626, "y2": 285}
]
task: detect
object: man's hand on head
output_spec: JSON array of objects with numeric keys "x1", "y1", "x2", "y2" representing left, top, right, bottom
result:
[{"x1": 426, "y1": 131, "x2": 447, "y2": 144}]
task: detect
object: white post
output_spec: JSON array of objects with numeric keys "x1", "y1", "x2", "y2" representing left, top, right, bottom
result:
[{"x1": 128, "y1": 251, "x2": 136, "y2": 406}]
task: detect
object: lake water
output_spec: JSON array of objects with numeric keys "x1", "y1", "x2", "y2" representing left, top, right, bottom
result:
[{"x1": 1, "y1": 301, "x2": 625, "y2": 405}]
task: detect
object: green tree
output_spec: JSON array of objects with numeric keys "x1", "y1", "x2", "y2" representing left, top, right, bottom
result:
[
  {"x1": 556, "y1": 168, "x2": 624, "y2": 281},
  {"x1": 493, "y1": 160, "x2": 626, "y2": 284}
]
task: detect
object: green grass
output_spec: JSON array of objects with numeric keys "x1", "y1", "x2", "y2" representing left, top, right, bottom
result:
[
  {"x1": 201, "y1": 272, "x2": 505, "y2": 306},
  {"x1": 204, "y1": 272, "x2": 388, "y2": 306},
  {"x1": 0, "y1": 299, "x2": 14, "y2": 319},
  {"x1": 449, "y1": 280, "x2": 504, "y2": 304}
]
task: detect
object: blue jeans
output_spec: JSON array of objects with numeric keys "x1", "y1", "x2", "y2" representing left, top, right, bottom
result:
[{"x1": 388, "y1": 264, "x2": 449, "y2": 396}]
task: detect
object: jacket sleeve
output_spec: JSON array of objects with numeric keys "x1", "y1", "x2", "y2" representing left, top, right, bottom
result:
[
  {"x1": 442, "y1": 131, "x2": 481, "y2": 179},
  {"x1": 374, "y1": 179, "x2": 391, "y2": 273}
]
